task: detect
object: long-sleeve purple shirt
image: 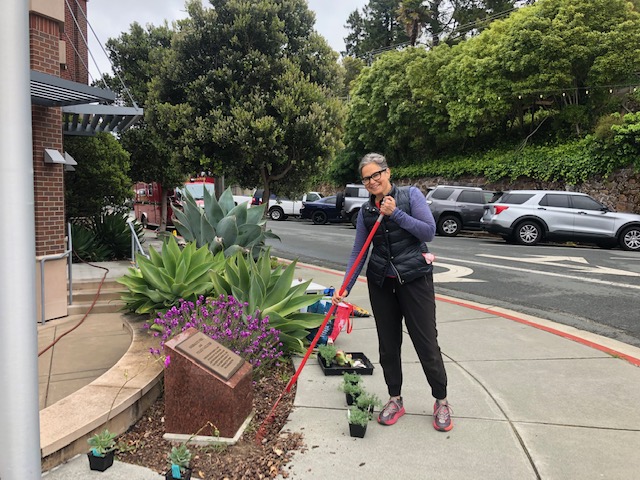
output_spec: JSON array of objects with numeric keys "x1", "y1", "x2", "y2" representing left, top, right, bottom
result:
[{"x1": 342, "y1": 186, "x2": 436, "y2": 294}]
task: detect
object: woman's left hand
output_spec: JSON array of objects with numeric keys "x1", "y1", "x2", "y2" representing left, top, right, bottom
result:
[{"x1": 380, "y1": 195, "x2": 396, "y2": 216}]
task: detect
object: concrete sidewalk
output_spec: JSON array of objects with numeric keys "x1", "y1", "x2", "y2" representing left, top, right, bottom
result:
[{"x1": 42, "y1": 258, "x2": 640, "y2": 479}]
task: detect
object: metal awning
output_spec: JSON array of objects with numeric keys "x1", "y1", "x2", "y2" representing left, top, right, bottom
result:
[
  {"x1": 30, "y1": 70, "x2": 115, "y2": 107},
  {"x1": 62, "y1": 104, "x2": 143, "y2": 136}
]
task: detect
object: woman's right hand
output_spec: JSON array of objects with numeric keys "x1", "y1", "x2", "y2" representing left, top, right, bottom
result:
[{"x1": 332, "y1": 290, "x2": 348, "y2": 305}]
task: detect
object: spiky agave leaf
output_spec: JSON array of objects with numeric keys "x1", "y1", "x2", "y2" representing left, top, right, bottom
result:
[
  {"x1": 117, "y1": 236, "x2": 223, "y2": 314},
  {"x1": 210, "y1": 248, "x2": 324, "y2": 354},
  {"x1": 174, "y1": 186, "x2": 277, "y2": 257}
]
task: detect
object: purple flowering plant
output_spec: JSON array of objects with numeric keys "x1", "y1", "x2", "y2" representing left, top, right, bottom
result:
[{"x1": 145, "y1": 295, "x2": 284, "y2": 380}]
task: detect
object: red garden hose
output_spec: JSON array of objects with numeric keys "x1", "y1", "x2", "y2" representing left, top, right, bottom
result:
[{"x1": 255, "y1": 213, "x2": 384, "y2": 443}]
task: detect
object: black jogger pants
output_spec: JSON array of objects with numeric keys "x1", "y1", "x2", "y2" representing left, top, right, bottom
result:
[{"x1": 368, "y1": 273, "x2": 448, "y2": 400}]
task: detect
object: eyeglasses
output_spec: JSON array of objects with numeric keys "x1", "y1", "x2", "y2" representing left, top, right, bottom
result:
[{"x1": 361, "y1": 168, "x2": 387, "y2": 185}]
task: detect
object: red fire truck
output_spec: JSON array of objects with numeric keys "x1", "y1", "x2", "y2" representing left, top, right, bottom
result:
[{"x1": 133, "y1": 177, "x2": 215, "y2": 228}]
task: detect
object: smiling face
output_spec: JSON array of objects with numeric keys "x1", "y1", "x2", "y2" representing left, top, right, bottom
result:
[{"x1": 361, "y1": 163, "x2": 392, "y2": 200}]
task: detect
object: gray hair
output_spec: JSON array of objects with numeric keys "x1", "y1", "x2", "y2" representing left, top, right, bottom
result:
[{"x1": 358, "y1": 152, "x2": 388, "y2": 175}]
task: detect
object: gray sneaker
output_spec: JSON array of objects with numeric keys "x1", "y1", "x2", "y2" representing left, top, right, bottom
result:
[
  {"x1": 378, "y1": 397, "x2": 405, "y2": 426},
  {"x1": 433, "y1": 401, "x2": 453, "y2": 432}
]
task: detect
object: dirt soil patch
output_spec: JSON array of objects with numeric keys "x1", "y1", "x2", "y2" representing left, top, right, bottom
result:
[{"x1": 116, "y1": 361, "x2": 305, "y2": 479}]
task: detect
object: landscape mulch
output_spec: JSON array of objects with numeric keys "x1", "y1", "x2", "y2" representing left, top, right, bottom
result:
[{"x1": 116, "y1": 361, "x2": 306, "y2": 479}]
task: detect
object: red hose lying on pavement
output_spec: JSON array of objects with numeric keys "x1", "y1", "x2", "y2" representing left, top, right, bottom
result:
[{"x1": 255, "y1": 213, "x2": 384, "y2": 443}]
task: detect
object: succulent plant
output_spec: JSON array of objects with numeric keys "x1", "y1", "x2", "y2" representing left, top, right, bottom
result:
[
  {"x1": 209, "y1": 249, "x2": 325, "y2": 354},
  {"x1": 173, "y1": 187, "x2": 278, "y2": 257},
  {"x1": 118, "y1": 236, "x2": 225, "y2": 314},
  {"x1": 87, "y1": 429, "x2": 116, "y2": 456},
  {"x1": 70, "y1": 223, "x2": 111, "y2": 262},
  {"x1": 168, "y1": 443, "x2": 192, "y2": 469}
]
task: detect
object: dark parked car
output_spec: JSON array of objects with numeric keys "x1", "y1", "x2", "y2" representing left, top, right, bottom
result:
[
  {"x1": 426, "y1": 186, "x2": 495, "y2": 236},
  {"x1": 300, "y1": 196, "x2": 344, "y2": 225}
]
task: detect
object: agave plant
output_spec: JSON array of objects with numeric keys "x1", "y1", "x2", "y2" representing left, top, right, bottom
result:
[
  {"x1": 210, "y1": 249, "x2": 325, "y2": 354},
  {"x1": 173, "y1": 187, "x2": 278, "y2": 257},
  {"x1": 92, "y1": 212, "x2": 144, "y2": 260},
  {"x1": 118, "y1": 236, "x2": 225, "y2": 314},
  {"x1": 70, "y1": 223, "x2": 110, "y2": 262}
]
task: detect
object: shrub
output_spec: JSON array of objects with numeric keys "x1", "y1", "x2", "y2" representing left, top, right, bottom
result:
[
  {"x1": 173, "y1": 187, "x2": 278, "y2": 257},
  {"x1": 210, "y1": 249, "x2": 325, "y2": 354},
  {"x1": 118, "y1": 237, "x2": 225, "y2": 314},
  {"x1": 70, "y1": 224, "x2": 110, "y2": 262},
  {"x1": 147, "y1": 295, "x2": 284, "y2": 380}
]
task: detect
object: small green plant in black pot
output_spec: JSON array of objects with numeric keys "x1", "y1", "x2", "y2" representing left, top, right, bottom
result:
[
  {"x1": 87, "y1": 429, "x2": 117, "y2": 471},
  {"x1": 355, "y1": 391, "x2": 383, "y2": 415},
  {"x1": 339, "y1": 374, "x2": 364, "y2": 406},
  {"x1": 166, "y1": 444, "x2": 192, "y2": 480},
  {"x1": 347, "y1": 406, "x2": 370, "y2": 438},
  {"x1": 317, "y1": 343, "x2": 338, "y2": 367}
]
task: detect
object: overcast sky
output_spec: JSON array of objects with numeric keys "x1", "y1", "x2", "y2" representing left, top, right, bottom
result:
[{"x1": 87, "y1": 0, "x2": 368, "y2": 81}]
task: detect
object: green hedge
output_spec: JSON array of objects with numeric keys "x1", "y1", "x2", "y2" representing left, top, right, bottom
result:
[{"x1": 393, "y1": 137, "x2": 637, "y2": 185}]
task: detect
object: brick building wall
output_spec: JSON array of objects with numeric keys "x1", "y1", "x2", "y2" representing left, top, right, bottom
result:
[
  {"x1": 62, "y1": 0, "x2": 88, "y2": 84},
  {"x1": 30, "y1": 13, "x2": 65, "y2": 257}
]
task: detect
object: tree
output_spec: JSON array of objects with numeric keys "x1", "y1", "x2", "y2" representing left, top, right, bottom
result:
[
  {"x1": 484, "y1": 0, "x2": 640, "y2": 135},
  {"x1": 339, "y1": 0, "x2": 640, "y2": 174},
  {"x1": 397, "y1": 0, "x2": 432, "y2": 46},
  {"x1": 344, "y1": 0, "x2": 410, "y2": 58},
  {"x1": 449, "y1": 0, "x2": 517, "y2": 42},
  {"x1": 152, "y1": 0, "x2": 345, "y2": 206},
  {"x1": 101, "y1": 22, "x2": 192, "y2": 231},
  {"x1": 346, "y1": 0, "x2": 520, "y2": 58},
  {"x1": 64, "y1": 133, "x2": 131, "y2": 218},
  {"x1": 343, "y1": 48, "x2": 434, "y2": 166},
  {"x1": 101, "y1": 22, "x2": 173, "y2": 106},
  {"x1": 340, "y1": 56, "x2": 366, "y2": 98}
]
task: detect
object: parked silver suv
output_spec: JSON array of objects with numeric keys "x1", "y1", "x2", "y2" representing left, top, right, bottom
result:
[
  {"x1": 426, "y1": 185, "x2": 494, "y2": 236},
  {"x1": 337, "y1": 183, "x2": 369, "y2": 227},
  {"x1": 482, "y1": 190, "x2": 640, "y2": 251}
]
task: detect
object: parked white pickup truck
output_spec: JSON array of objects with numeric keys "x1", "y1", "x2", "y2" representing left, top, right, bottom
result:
[{"x1": 268, "y1": 192, "x2": 323, "y2": 220}]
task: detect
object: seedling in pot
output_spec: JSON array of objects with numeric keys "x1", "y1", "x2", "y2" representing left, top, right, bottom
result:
[
  {"x1": 355, "y1": 391, "x2": 383, "y2": 415},
  {"x1": 339, "y1": 377, "x2": 364, "y2": 405},
  {"x1": 87, "y1": 429, "x2": 117, "y2": 472},
  {"x1": 347, "y1": 405, "x2": 372, "y2": 426},
  {"x1": 87, "y1": 429, "x2": 116, "y2": 457},
  {"x1": 167, "y1": 444, "x2": 192, "y2": 479},
  {"x1": 317, "y1": 344, "x2": 338, "y2": 367},
  {"x1": 341, "y1": 372, "x2": 363, "y2": 386}
]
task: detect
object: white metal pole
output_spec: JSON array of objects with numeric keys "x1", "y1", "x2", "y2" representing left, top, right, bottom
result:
[{"x1": 0, "y1": 1, "x2": 42, "y2": 479}]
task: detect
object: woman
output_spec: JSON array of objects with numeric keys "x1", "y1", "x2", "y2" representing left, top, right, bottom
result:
[{"x1": 332, "y1": 152, "x2": 452, "y2": 432}]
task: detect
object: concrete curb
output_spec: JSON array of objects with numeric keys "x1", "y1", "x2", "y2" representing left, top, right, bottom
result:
[{"x1": 40, "y1": 312, "x2": 163, "y2": 470}]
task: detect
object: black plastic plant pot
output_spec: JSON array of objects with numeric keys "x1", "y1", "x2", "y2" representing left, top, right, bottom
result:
[
  {"x1": 346, "y1": 393, "x2": 359, "y2": 406},
  {"x1": 318, "y1": 352, "x2": 374, "y2": 376},
  {"x1": 165, "y1": 467, "x2": 192, "y2": 480},
  {"x1": 87, "y1": 451, "x2": 115, "y2": 472},
  {"x1": 349, "y1": 423, "x2": 367, "y2": 438},
  {"x1": 357, "y1": 405, "x2": 375, "y2": 416}
]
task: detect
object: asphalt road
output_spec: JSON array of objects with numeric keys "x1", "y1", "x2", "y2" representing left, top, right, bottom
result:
[{"x1": 266, "y1": 218, "x2": 640, "y2": 348}]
